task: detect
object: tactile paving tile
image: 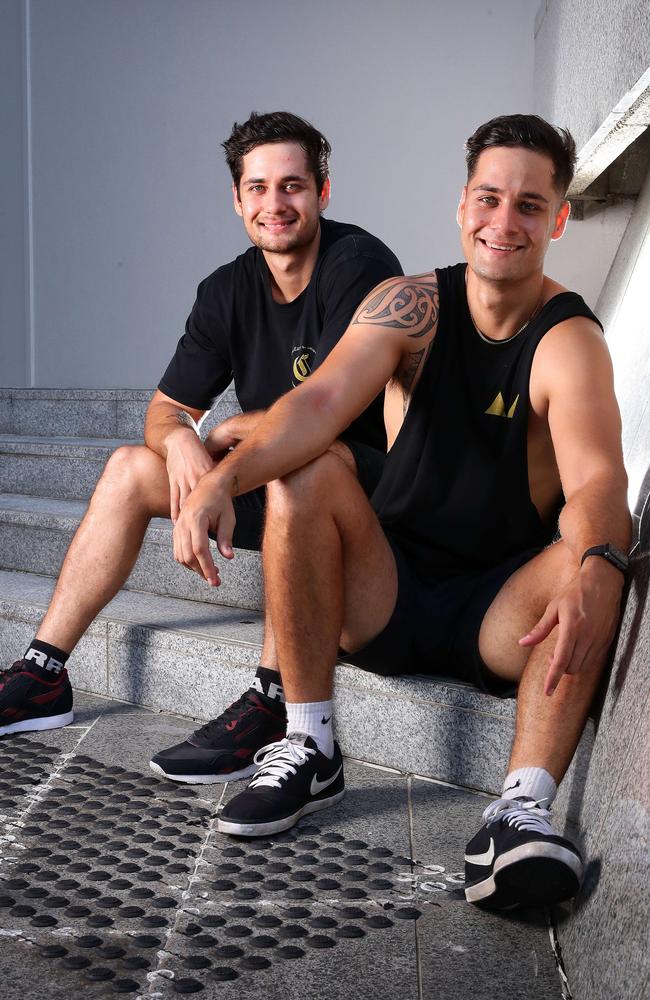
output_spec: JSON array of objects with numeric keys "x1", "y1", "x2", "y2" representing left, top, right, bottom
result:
[
  {"x1": 1, "y1": 737, "x2": 211, "y2": 995},
  {"x1": 1, "y1": 739, "x2": 459, "y2": 996},
  {"x1": 153, "y1": 821, "x2": 453, "y2": 995}
]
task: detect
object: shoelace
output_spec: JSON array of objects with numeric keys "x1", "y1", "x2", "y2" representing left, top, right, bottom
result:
[
  {"x1": 0, "y1": 661, "x2": 30, "y2": 688},
  {"x1": 483, "y1": 797, "x2": 554, "y2": 835},
  {"x1": 194, "y1": 690, "x2": 258, "y2": 739},
  {"x1": 248, "y1": 738, "x2": 315, "y2": 790}
]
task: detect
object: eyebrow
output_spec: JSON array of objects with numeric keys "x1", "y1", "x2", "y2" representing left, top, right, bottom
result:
[
  {"x1": 243, "y1": 174, "x2": 308, "y2": 185},
  {"x1": 473, "y1": 183, "x2": 549, "y2": 204}
]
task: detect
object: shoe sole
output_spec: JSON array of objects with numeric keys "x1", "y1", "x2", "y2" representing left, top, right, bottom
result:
[
  {"x1": 149, "y1": 760, "x2": 258, "y2": 784},
  {"x1": 0, "y1": 711, "x2": 74, "y2": 736},
  {"x1": 465, "y1": 841, "x2": 582, "y2": 907},
  {"x1": 217, "y1": 789, "x2": 346, "y2": 837}
]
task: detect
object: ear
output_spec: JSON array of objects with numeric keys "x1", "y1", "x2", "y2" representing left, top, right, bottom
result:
[
  {"x1": 551, "y1": 199, "x2": 570, "y2": 240},
  {"x1": 456, "y1": 186, "x2": 468, "y2": 228},
  {"x1": 232, "y1": 183, "x2": 243, "y2": 218},
  {"x1": 319, "y1": 177, "x2": 331, "y2": 212}
]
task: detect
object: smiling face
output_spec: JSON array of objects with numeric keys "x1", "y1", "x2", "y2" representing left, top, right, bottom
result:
[
  {"x1": 457, "y1": 145, "x2": 570, "y2": 284},
  {"x1": 233, "y1": 141, "x2": 330, "y2": 256}
]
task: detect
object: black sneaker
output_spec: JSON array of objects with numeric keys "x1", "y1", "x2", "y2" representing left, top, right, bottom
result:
[
  {"x1": 217, "y1": 733, "x2": 345, "y2": 837},
  {"x1": 149, "y1": 688, "x2": 287, "y2": 784},
  {"x1": 0, "y1": 661, "x2": 74, "y2": 735},
  {"x1": 464, "y1": 796, "x2": 583, "y2": 909}
]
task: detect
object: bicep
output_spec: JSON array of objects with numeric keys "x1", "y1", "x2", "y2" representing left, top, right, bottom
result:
[{"x1": 542, "y1": 324, "x2": 626, "y2": 497}]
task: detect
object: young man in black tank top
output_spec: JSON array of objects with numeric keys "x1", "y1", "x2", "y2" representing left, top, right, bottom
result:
[
  {"x1": 0, "y1": 112, "x2": 402, "y2": 781},
  {"x1": 167, "y1": 115, "x2": 631, "y2": 909}
]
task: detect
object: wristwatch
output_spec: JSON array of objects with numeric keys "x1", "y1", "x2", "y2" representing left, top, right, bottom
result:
[{"x1": 580, "y1": 543, "x2": 629, "y2": 576}]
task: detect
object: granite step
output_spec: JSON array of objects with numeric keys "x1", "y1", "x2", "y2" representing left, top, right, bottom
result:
[
  {"x1": 0, "y1": 386, "x2": 241, "y2": 439},
  {"x1": 0, "y1": 567, "x2": 522, "y2": 797},
  {"x1": 0, "y1": 434, "x2": 137, "y2": 500},
  {"x1": 0, "y1": 493, "x2": 264, "y2": 610}
]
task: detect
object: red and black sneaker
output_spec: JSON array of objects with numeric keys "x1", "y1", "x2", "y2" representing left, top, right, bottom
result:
[
  {"x1": 149, "y1": 687, "x2": 287, "y2": 784},
  {"x1": 0, "y1": 661, "x2": 74, "y2": 735}
]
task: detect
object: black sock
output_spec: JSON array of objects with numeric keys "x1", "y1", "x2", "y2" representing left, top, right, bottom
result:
[
  {"x1": 23, "y1": 639, "x2": 69, "y2": 679},
  {"x1": 251, "y1": 666, "x2": 285, "y2": 706}
]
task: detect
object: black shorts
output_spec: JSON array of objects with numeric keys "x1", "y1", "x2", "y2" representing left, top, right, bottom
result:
[
  {"x1": 226, "y1": 439, "x2": 386, "y2": 552},
  {"x1": 343, "y1": 534, "x2": 542, "y2": 698}
]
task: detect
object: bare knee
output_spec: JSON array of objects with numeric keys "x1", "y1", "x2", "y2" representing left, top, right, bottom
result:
[
  {"x1": 266, "y1": 450, "x2": 355, "y2": 521},
  {"x1": 93, "y1": 445, "x2": 166, "y2": 512}
]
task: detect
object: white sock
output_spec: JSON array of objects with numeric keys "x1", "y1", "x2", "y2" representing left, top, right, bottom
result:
[
  {"x1": 502, "y1": 766, "x2": 557, "y2": 807},
  {"x1": 286, "y1": 700, "x2": 334, "y2": 758}
]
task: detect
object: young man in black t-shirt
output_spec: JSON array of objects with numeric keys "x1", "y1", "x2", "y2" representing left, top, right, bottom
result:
[{"x1": 1, "y1": 112, "x2": 402, "y2": 779}]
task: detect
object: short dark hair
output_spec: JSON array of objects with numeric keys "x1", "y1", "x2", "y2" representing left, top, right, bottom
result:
[
  {"x1": 465, "y1": 114, "x2": 577, "y2": 196},
  {"x1": 223, "y1": 111, "x2": 331, "y2": 193}
]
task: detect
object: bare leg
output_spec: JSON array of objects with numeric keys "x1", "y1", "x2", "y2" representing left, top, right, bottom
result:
[
  {"x1": 37, "y1": 445, "x2": 171, "y2": 652},
  {"x1": 259, "y1": 614, "x2": 278, "y2": 668},
  {"x1": 479, "y1": 540, "x2": 611, "y2": 783},
  {"x1": 263, "y1": 451, "x2": 398, "y2": 703}
]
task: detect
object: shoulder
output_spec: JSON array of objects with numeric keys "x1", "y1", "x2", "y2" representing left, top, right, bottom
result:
[
  {"x1": 318, "y1": 218, "x2": 402, "y2": 274},
  {"x1": 352, "y1": 271, "x2": 439, "y2": 338},
  {"x1": 532, "y1": 308, "x2": 612, "y2": 408},
  {"x1": 195, "y1": 249, "x2": 260, "y2": 307}
]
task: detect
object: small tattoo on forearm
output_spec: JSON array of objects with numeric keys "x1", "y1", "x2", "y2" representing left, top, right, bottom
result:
[{"x1": 176, "y1": 411, "x2": 196, "y2": 430}]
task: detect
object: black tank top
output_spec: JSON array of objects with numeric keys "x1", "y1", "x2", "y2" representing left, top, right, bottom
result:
[{"x1": 372, "y1": 263, "x2": 602, "y2": 581}]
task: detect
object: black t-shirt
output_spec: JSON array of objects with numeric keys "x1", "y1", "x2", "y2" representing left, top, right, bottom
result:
[{"x1": 159, "y1": 218, "x2": 403, "y2": 451}]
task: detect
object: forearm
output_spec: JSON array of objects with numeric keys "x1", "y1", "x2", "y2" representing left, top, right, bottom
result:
[
  {"x1": 144, "y1": 403, "x2": 202, "y2": 459},
  {"x1": 216, "y1": 409, "x2": 267, "y2": 445},
  {"x1": 203, "y1": 387, "x2": 342, "y2": 498},
  {"x1": 558, "y1": 472, "x2": 632, "y2": 564}
]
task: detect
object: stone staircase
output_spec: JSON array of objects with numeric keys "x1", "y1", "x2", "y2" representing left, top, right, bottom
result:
[{"x1": 0, "y1": 387, "x2": 529, "y2": 798}]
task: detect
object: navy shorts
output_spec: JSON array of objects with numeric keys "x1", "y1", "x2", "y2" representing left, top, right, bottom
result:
[
  {"x1": 225, "y1": 440, "x2": 385, "y2": 552},
  {"x1": 343, "y1": 534, "x2": 542, "y2": 698}
]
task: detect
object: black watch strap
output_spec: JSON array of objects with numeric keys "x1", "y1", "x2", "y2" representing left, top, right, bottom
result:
[{"x1": 580, "y1": 543, "x2": 629, "y2": 575}]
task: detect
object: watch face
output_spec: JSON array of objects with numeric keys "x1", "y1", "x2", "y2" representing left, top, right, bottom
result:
[{"x1": 607, "y1": 545, "x2": 629, "y2": 571}]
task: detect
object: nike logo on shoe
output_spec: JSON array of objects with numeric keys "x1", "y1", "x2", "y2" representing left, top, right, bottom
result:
[
  {"x1": 310, "y1": 765, "x2": 343, "y2": 796},
  {"x1": 321, "y1": 715, "x2": 331, "y2": 725},
  {"x1": 464, "y1": 838, "x2": 495, "y2": 867},
  {"x1": 503, "y1": 779, "x2": 521, "y2": 793}
]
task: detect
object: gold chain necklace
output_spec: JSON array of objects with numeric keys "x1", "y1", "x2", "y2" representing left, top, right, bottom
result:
[{"x1": 468, "y1": 296, "x2": 543, "y2": 345}]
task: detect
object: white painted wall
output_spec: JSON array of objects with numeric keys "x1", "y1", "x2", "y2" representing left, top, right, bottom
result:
[
  {"x1": 1, "y1": 0, "x2": 538, "y2": 390},
  {"x1": 595, "y1": 166, "x2": 650, "y2": 515}
]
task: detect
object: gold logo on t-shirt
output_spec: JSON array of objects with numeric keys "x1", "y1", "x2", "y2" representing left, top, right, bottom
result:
[
  {"x1": 291, "y1": 346, "x2": 316, "y2": 386},
  {"x1": 485, "y1": 392, "x2": 519, "y2": 419}
]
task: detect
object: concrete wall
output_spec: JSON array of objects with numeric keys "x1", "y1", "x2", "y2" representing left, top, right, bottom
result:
[
  {"x1": 534, "y1": 0, "x2": 650, "y2": 315},
  {"x1": 534, "y1": 0, "x2": 650, "y2": 152},
  {"x1": 0, "y1": 0, "x2": 539, "y2": 390}
]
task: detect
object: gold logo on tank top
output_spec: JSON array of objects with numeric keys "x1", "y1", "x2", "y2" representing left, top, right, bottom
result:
[{"x1": 485, "y1": 392, "x2": 519, "y2": 419}]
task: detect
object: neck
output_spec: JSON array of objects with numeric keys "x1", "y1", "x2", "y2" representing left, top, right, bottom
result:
[
  {"x1": 466, "y1": 267, "x2": 546, "y2": 342},
  {"x1": 263, "y1": 224, "x2": 322, "y2": 304}
]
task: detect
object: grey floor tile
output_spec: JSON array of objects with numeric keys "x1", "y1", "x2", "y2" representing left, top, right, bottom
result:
[
  {"x1": 410, "y1": 778, "x2": 563, "y2": 999},
  {"x1": 0, "y1": 712, "x2": 566, "y2": 1000}
]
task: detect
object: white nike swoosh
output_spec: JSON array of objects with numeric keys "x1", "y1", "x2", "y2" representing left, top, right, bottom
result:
[
  {"x1": 310, "y1": 765, "x2": 343, "y2": 796},
  {"x1": 464, "y1": 838, "x2": 495, "y2": 867}
]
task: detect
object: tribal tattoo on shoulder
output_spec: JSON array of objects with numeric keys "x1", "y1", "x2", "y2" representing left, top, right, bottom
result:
[{"x1": 352, "y1": 274, "x2": 439, "y2": 339}]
